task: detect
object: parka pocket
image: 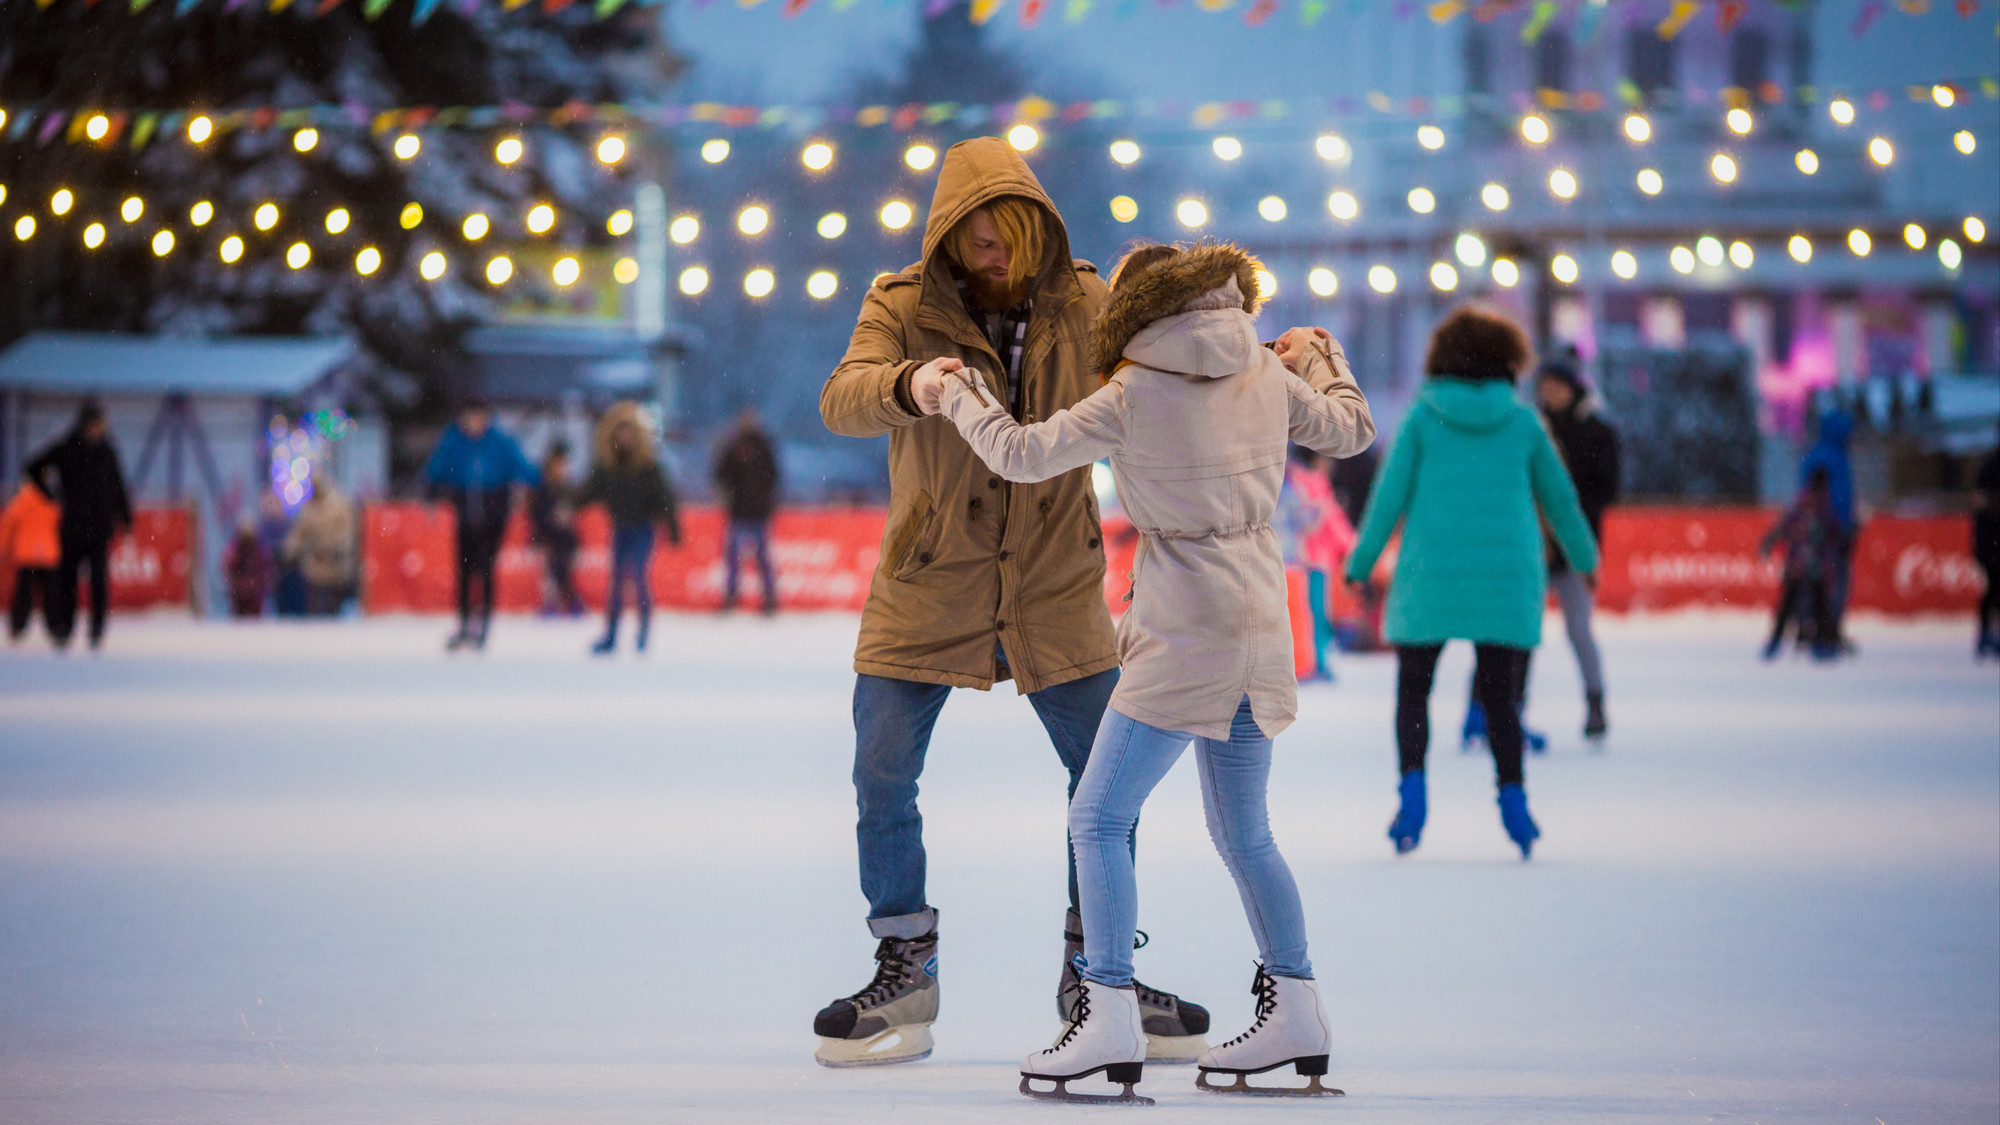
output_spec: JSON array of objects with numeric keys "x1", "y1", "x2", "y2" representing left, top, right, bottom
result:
[{"x1": 889, "y1": 494, "x2": 943, "y2": 581}]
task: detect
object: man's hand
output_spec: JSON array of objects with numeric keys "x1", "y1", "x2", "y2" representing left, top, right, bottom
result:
[
  {"x1": 911, "y1": 357, "x2": 965, "y2": 416},
  {"x1": 1273, "y1": 326, "x2": 1332, "y2": 372}
]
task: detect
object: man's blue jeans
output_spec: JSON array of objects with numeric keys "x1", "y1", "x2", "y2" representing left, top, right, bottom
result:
[
  {"x1": 724, "y1": 520, "x2": 776, "y2": 610},
  {"x1": 1071, "y1": 697, "x2": 1313, "y2": 986},
  {"x1": 853, "y1": 661, "x2": 1121, "y2": 938}
]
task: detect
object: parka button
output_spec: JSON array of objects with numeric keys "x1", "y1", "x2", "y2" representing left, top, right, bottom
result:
[
  {"x1": 996, "y1": 620, "x2": 1006, "y2": 631},
  {"x1": 999, "y1": 550, "x2": 1011, "y2": 560},
  {"x1": 987, "y1": 478, "x2": 1000, "y2": 489},
  {"x1": 1088, "y1": 538, "x2": 1100, "y2": 549},
  {"x1": 919, "y1": 552, "x2": 932, "y2": 564}
]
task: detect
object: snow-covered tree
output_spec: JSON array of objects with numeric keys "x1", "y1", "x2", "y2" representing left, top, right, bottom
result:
[{"x1": 0, "y1": 3, "x2": 680, "y2": 384}]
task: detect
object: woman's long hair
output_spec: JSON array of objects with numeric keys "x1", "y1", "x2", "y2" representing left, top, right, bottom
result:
[{"x1": 592, "y1": 402, "x2": 656, "y2": 469}]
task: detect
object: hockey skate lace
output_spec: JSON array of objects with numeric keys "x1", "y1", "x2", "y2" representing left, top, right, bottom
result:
[
  {"x1": 848, "y1": 938, "x2": 917, "y2": 1008},
  {"x1": 1218, "y1": 967, "x2": 1278, "y2": 1050}
]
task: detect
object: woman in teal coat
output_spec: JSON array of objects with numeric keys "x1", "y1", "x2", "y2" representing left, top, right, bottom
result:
[{"x1": 1344, "y1": 306, "x2": 1599, "y2": 858}]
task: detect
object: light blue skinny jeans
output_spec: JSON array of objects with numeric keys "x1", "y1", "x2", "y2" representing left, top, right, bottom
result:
[{"x1": 1071, "y1": 696, "x2": 1313, "y2": 986}]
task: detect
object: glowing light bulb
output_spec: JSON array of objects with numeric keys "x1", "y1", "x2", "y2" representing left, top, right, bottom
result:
[
  {"x1": 701, "y1": 139, "x2": 730, "y2": 163},
  {"x1": 1109, "y1": 196, "x2": 1138, "y2": 223},
  {"x1": 1417, "y1": 124, "x2": 1445, "y2": 150},
  {"x1": 286, "y1": 241, "x2": 310, "y2": 269},
  {"x1": 394, "y1": 133, "x2": 421, "y2": 160},
  {"x1": 1367, "y1": 266, "x2": 1396, "y2": 294},
  {"x1": 122, "y1": 196, "x2": 145, "y2": 223},
  {"x1": 1932, "y1": 84, "x2": 1955, "y2": 108},
  {"x1": 254, "y1": 202, "x2": 278, "y2": 231},
  {"x1": 83, "y1": 222, "x2": 106, "y2": 249},
  {"x1": 356, "y1": 247, "x2": 381, "y2": 275},
  {"x1": 462, "y1": 213, "x2": 489, "y2": 240},
  {"x1": 1965, "y1": 217, "x2": 1986, "y2": 243},
  {"x1": 1258, "y1": 196, "x2": 1288, "y2": 222},
  {"x1": 187, "y1": 116, "x2": 213, "y2": 144},
  {"x1": 596, "y1": 136, "x2": 625, "y2": 165},
  {"x1": 553, "y1": 257, "x2": 580, "y2": 286},
  {"x1": 494, "y1": 137, "x2": 523, "y2": 165},
  {"x1": 1829, "y1": 98, "x2": 1855, "y2": 126},
  {"x1": 1007, "y1": 124, "x2": 1039, "y2": 152},
  {"x1": 12, "y1": 215, "x2": 33, "y2": 240},
  {"x1": 1491, "y1": 258, "x2": 1519, "y2": 287},
  {"x1": 1551, "y1": 254, "x2": 1578, "y2": 284},
  {"x1": 1108, "y1": 140, "x2": 1140, "y2": 166},
  {"x1": 324, "y1": 207, "x2": 350, "y2": 235},
  {"x1": 1307, "y1": 268, "x2": 1337, "y2": 297},
  {"x1": 293, "y1": 127, "x2": 318, "y2": 153},
  {"x1": 1670, "y1": 246, "x2": 1695, "y2": 273},
  {"x1": 609, "y1": 209, "x2": 636, "y2": 237},
  {"x1": 744, "y1": 268, "x2": 775, "y2": 298},
  {"x1": 1955, "y1": 131, "x2": 1976, "y2": 156},
  {"x1": 1316, "y1": 134, "x2": 1350, "y2": 162},
  {"x1": 1796, "y1": 149, "x2": 1819, "y2": 175},
  {"x1": 1623, "y1": 114, "x2": 1651, "y2": 143},
  {"x1": 1481, "y1": 183, "x2": 1509, "y2": 211},
  {"x1": 1868, "y1": 137, "x2": 1893, "y2": 166},
  {"x1": 1252, "y1": 269, "x2": 1277, "y2": 298},
  {"x1": 1697, "y1": 236, "x2": 1724, "y2": 266},
  {"x1": 400, "y1": 203, "x2": 423, "y2": 230},
  {"x1": 1788, "y1": 235, "x2": 1812, "y2": 263},
  {"x1": 1611, "y1": 250, "x2": 1637, "y2": 279},
  {"x1": 190, "y1": 201, "x2": 213, "y2": 226},
  {"x1": 50, "y1": 189, "x2": 72, "y2": 216},
  {"x1": 1429, "y1": 262, "x2": 1458, "y2": 291},
  {"x1": 879, "y1": 200, "x2": 914, "y2": 231},
  {"x1": 1211, "y1": 136, "x2": 1243, "y2": 161},
  {"x1": 737, "y1": 205, "x2": 769, "y2": 236},
  {"x1": 1327, "y1": 190, "x2": 1359, "y2": 220},
  {"x1": 1903, "y1": 223, "x2": 1926, "y2": 250},
  {"x1": 1710, "y1": 153, "x2": 1738, "y2": 183},
  {"x1": 906, "y1": 144, "x2": 938, "y2": 171},
  {"x1": 1520, "y1": 115, "x2": 1550, "y2": 145},
  {"x1": 669, "y1": 214, "x2": 699, "y2": 243},
  {"x1": 1407, "y1": 187, "x2": 1436, "y2": 214},
  {"x1": 486, "y1": 255, "x2": 512, "y2": 285},
  {"x1": 1725, "y1": 108, "x2": 1753, "y2": 135},
  {"x1": 614, "y1": 257, "x2": 640, "y2": 284},
  {"x1": 1848, "y1": 229, "x2": 1871, "y2": 256},
  {"x1": 1455, "y1": 234, "x2": 1486, "y2": 268},
  {"x1": 1729, "y1": 240, "x2": 1753, "y2": 269},
  {"x1": 801, "y1": 142, "x2": 834, "y2": 171},
  {"x1": 1176, "y1": 199, "x2": 1208, "y2": 227},
  {"x1": 1549, "y1": 169, "x2": 1577, "y2": 199},
  {"x1": 85, "y1": 115, "x2": 109, "y2": 141},
  {"x1": 678, "y1": 266, "x2": 708, "y2": 295},
  {"x1": 526, "y1": 204, "x2": 555, "y2": 234},
  {"x1": 807, "y1": 270, "x2": 838, "y2": 300},
  {"x1": 1940, "y1": 239, "x2": 1962, "y2": 270},
  {"x1": 221, "y1": 235, "x2": 245, "y2": 263},
  {"x1": 1636, "y1": 168, "x2": 1663, "y2": 195},
  {"x1": 816, "y1": 213, "x2": 846, "y2": 239},
  {"x1": 419, "y1": 251, "x2": 446, "y2": 280}
]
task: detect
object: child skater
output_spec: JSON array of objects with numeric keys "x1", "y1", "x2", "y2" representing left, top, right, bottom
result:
[
  {"x1": 924, "y1": 242, "x2": 1375, "y2": 1102},
  {"x1": 1760, "y1": 467, "x2": 1845, "y2": 661}
]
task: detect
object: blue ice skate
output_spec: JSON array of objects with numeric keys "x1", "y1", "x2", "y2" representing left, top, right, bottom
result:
[
  {"x1": 1387, "y1": 771, "x2": 1427, "y2": 855},
  {"x1": 1461, "y1": 701, "x2": 1548, "y2": 753},
  {"x1": 1496, "y1": 784, "x2": 1539, "y2": 859}
]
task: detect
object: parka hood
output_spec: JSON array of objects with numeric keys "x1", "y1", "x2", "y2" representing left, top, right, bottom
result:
[
  {"x1": 920, "y1": 137, "x2": 1072, "y2": 284},
  {"x1": 1417, "y1": 377, "x2": 1522, "y2": 433},
  {"x1": 1092, "y1": 241, "x2": 1264, "y2": 378}
]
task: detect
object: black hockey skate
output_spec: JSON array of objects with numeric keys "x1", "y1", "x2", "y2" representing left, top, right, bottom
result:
[{"x1": 1057, "y1": 908, "x2": 1210, "y2": 1063}]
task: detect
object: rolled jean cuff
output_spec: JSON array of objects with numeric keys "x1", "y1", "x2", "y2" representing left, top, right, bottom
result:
[{"x1": 868, "y1": 907, "x2": 937, "y2": 940}]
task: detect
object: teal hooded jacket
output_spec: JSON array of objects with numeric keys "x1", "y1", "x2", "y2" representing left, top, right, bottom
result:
[{"x1": 1345, "y1": 377, "x2": 1600, "y2": 648}]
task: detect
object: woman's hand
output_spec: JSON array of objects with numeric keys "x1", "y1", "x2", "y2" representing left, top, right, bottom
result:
[{"x1": 1274, "y1": 326, "x2": 1332, "y2": 372}]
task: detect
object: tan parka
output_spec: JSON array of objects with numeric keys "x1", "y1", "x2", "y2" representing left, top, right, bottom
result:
[{"x1": 820, "y1": 137, "x2": 1115, "y2": 693}]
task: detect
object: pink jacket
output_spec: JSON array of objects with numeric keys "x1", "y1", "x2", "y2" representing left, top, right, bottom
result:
[{"x1": 1285, "y1": 463, "x2": 1354, "y2": 574}]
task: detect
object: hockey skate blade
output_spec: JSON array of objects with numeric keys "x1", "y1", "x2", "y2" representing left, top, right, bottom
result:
[
  {"x1": 1144, "y1": 1032, "x2": 1207, "y2": 1065},
  {"x1": 813, "y1": 1024, "x2": 934, "y2": 1068},
  {"x1": 1019, "y1": 1064, "x2": 1153, "y2": 1106},
  {"x1": 1196, "y1": 1056, "x2": 1343, "y2": 1097}
]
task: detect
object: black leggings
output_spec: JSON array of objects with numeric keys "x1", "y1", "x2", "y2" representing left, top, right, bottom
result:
[
  {"x1": 1397, "y1": 643, "x2": 1530, "y2": 787},
  {"x1": 1769, "y1": 575, "x2": 1834, "y2": 648},
  {"x1": 51, "y1": 541, "x2": 111, "y2": 644},
  {"x1": 456, "y1": 524, "x2": 505, "y2": 630}
]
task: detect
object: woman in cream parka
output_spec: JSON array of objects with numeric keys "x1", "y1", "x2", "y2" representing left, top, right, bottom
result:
[{"x1": 927, "y1": 242, "x2": 1374, "y2": 1101}]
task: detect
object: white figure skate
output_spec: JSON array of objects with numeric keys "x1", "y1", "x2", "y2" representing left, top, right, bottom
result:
[
  {"x1": 1020, "y1": 978, "x2": 1152, "y2": 1106},
  {"x1": 1194, "y1": 967, "x2": 1343, "y2": 1097}
]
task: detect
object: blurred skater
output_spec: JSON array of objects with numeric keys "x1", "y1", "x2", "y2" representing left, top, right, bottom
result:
[
  {"x1": 424, "y1": 398, "x2": 538, "y2": 651},
  {"x1": 1345, "y1": 306, "x2": 1599, "y2": 860},
  {"x1": 531, "y1": 441, "x2": 584, "y2": 617},
  {"x1": 224, "y1": 522, "x2": 273, "y2": 618},
  {"x1": 712, "y1": 407, "x2": 781, "y2": 615},
  {"x1": 1, "y1": 479, "x2": 62, "y2": 643},
  {"x1": 25, "y1": 401, "x2": 132, "y2": 651},
  {"x1": 284, "y1": 480, "x2": 358, "y2": 616},
  {"x1": 1279, "y1": 449, "x2": 1354, "y2": 681},
  {"x1": 1976, "y1": 441, "x2": 2000, "y2": 659},
  {"x1": 579, "y1": 403, "x2": 680, "y2": 655},
  {"x1": 1760, "y1": 468, "x2": 1846, "y2": 662},
  {"x1": 1798, "y1": 408, "x2": 1858, "y2": 651},
  {"x1": 932, "y1": 242, "x2": 1373, "y2": 1098}
]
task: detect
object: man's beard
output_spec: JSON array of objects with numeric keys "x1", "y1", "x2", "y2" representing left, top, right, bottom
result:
[{"x1": 965, "y1": 270, "x2": 1031, "y2": 311}]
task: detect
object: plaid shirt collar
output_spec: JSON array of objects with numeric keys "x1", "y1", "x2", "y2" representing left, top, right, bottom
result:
[{"x1": 951, "y1": 266, "x2": 1032, "y2": 417}]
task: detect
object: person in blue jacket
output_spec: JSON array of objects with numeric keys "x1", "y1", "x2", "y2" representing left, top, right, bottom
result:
[
  {"x1": 1797, "y1": 407, "x2": 1857, "y2": 650},
  {"x1": 424, "y1": 398, "x2": 539, "y2": 651}
]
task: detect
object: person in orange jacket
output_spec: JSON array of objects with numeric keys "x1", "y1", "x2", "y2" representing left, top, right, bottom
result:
[{"x1": 1, "y1": 480, "x2": 63, "y2": 643}]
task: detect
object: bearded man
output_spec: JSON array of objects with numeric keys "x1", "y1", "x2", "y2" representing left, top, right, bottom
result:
[{"x1": 814, "y1": 136, "x2": 1347, "y2": 1069}]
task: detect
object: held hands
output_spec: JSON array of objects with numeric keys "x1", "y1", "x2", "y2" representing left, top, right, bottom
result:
[
  {"x1": 911, "y1": 357, "x2": 963, "y2": 416},
  {"x1": 1273, "y1": 326, "x2": 1332, "y2": 372}
]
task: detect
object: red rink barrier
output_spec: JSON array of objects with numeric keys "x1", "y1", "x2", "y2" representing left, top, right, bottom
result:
[
  {"x1": 362, "y1": 503, "x2": 885, "y2": 614},
  {"x1": 0, "y1": 507, "x2": 194, "y2": 611},
  {"x1": 356, "y1": 503, "x2": 1982, "y2": 619}
]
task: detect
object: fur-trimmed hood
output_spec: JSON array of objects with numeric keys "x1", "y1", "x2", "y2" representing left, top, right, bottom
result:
[{"x1": 1091, "y1": 242, "x2": 1265, "y2": 377}]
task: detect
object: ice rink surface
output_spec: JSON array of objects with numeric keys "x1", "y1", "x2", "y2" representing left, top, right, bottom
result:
[{"x1": 1, "y1": 611, "x2": 1995, "y2": 1124}]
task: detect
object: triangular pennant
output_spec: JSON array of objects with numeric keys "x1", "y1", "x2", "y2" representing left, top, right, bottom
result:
[
  {"x1": 1655, "y1": 0, "x2": 1699, "y2": 39},
  {"x1": 130, "y1": 0, "x2": 158, "y2": 13},
  {"x1": 1298, "y1": 0, "x2": 1323, "y2": 22},
  {"x1": 175, "y1": 0, "x2": 204, "y2": 15},
  {"x1": 1019, "y1": 0, "x2": 1044, "y2": 23},
  {"x1": 364, "y1": 0, "x2": 394, "y2": 18},
  {"x1": 1242, "y1": 0, "x2": 1275, "y2": 23},
  {"x1": 1064, "y1": 0, "x2": 1088, "y2": 19},
  {"x1": 1850, "y1": 0, "x2": 1884, "y2": 34},
  {"x1": 1519, "y1": 0, "x2": 1554, "y2": 41},
  {"x1": 596, "y1": 0, "x2": 629, "y2": 14},
  {"x1": 1427, "y1": 0, "x2": 1464, "y2": 21},
  {"x1": 968, "y1": 0, "x2": 1001, "y2": 21},
  {"x1": 411, "y1": 0, "x2": 443, "y2": 21},
  {"x1": 781, "y1": 0, "x2": 810, "y2": 15},
  {"x1": 129, "y1": 113, "x2": 159, "y2": 148}
]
